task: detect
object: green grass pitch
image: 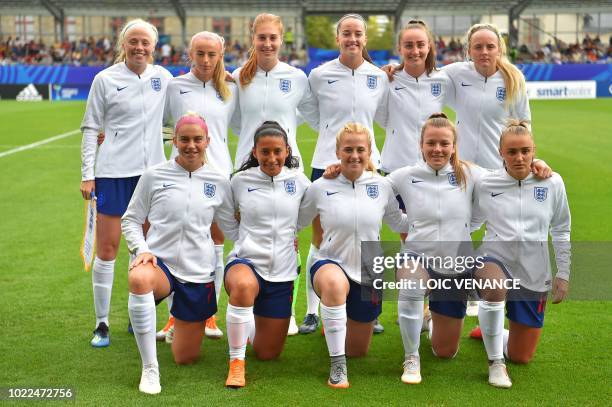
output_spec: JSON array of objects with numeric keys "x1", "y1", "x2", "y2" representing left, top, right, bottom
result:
[{"x1": 0, "y1": 99, "x2": 610, "y2": 405}]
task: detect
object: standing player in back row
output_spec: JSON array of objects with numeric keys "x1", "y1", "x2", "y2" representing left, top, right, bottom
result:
[
  {"x1": 160, "y1": 30, "x2": 238, "y2": 341},
  {"x1": 444, "y1": 23, "x2": 530, "y2": 169},
  {"x1": 80, "y1": 18, "x2": 172, "y2": 347},
  {"x1": 300, "y1": 13, "x2": 389, "y2": 335},
  {"x1": 232, "y1": 12, "x2": 318, "y2": 334}
]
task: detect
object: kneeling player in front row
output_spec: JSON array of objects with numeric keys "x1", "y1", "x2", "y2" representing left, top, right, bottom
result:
[
  {"x1": 297, "y1": 123, "x2": 410, "y2": 388},
  {"x1": 121, "y1": 113, "x2": 239, "y2": 394},
  {"x1": 470, "y1": 120, "x2": 571, "y2": 388},
  {"x1": 223, "y1": 121, "x2": 311, "y2": 388}
]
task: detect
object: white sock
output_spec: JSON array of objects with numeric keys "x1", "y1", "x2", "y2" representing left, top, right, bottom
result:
[
  {"x1": 214, "y1": 245, "x2": 224, "y2": 304},
  {"x1": 226, "y1": 304, "x2": 253, "y2": 360},
  {"x1": 128, "y1": 292, "x2": 157, "y2": 367},
  {"x1": 248, "y1": 312, "x2": 256, "y2": 344},
  {"x1": 503, "y1": 328, "x2": 509, "y2": 359},
  {"x1": 306, "y1": 244, "x2": 320, "y2": 315},
  {"x1": 92, "y1": 256, "x2": 115, "y2": 326},
  {"x1": 320, "y1": 303, "x2": 347, "y2": 357},
  {"x1": 478, "y1": 300, "x2": 505, "y2": 361},
  {"x1": 166, "y1": 292, "x2": 174, "y2": 315},
  {"x1": 398, "y1": 297, "x2": 424, "y2": 357},
  {"x1": 427, "y1": 318, "x2": 433, "y2": 340}
]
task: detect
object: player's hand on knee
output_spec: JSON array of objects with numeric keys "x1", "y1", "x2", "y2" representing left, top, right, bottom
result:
[
  {"x1": 551, "y1": 276, "x2": 569, "y2": 304},
  {"x1": 531, "y1": 159, "x2": 552, "y2": 179},
  {"x1": 323, "y1": 163, "x2": 341, "y2": 179},
  {"x1": 130, "y1": 252, "x2": 157, "y2": 270},
  {"x1": 80, "y1": 180, "x2": 95, "y2": 200},
  {"x1": 97, "y1": 132, "x2": 105, "y2": 145}
]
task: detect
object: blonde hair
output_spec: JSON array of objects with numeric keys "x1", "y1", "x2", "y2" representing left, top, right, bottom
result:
[
  {"x1": 335, "y1": 122, "x2": 376, "y2": 172},
  {"x1": 465, "y1": 23, "x2": 526, "y2": 107},
  {"x1": 189, "y1": 31, "x2": 231, "y2": 101},
  {"x1": 336, "y1": 13, "x2": 373, "y2": 64},
  {"x1": 114, "y1": 19, "x2": 158, "y2": 65},
  {"x1": 397, "y1": 20, "x2": 437, "y2": 75},
  {"x1": 499, "y1": 118, "x2": 533, "y2": 148},
  {"x1": 420, "y1": 113, "x2": 469, "y2": 190},
  {"x1": 239, "y1": 13, "x2": 283, "y2": 88}
]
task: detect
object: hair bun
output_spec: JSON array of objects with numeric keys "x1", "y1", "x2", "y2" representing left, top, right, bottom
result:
[{"x1": 428, "y1": 112, "x2": 448, "y2": 120}]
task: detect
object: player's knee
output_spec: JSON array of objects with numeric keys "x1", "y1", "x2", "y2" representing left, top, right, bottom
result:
[
  {"x1": 173, "y1": 352, "x2": 200, "y2": 365},
  {"x1": 128, "y1": 269, "x2": 154, "y2": 293},
  {"x1": 254, "y1": 348, "x2": 281, "y2": 361},
  {"x1": 508, "y1": 351, "x2": 533, "y2": 364},
  {"x1": 432, "y1": 344, "x2": 458, "y2": 359},
  {"x1": 231, "y1": 278, "x2": 257, "y2": 297},
  {"x1": 97, "y1": 242, "x2": 119, "y2": 260}
]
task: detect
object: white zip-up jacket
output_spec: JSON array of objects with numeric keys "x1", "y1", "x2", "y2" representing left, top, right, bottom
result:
[
  {"x1": 232, "y1": 62, "x2": 317, "y2": 170},
  {"x1": 298, "y1": 171, "x2": 408, "y2": 284},
  {"x1": 473, "y1": 170, "x2": 571, "y2": 292},
  {"x1": 228, "y1": 166, "x2": 311, "y2": 282},
  {"x1": 164, "y1": 72, "x2": 238, "y2": 178},
  {"x1": 443, "y1": 61, "x2": 531, "y2": 169},
  {"x1": 308, "y1": 58, "x2": 389, "y2": 170},
  {"x1": 387, "y1": 161, "x2": 484, "y2": 274},
  {"x1": 379, "y1": 69, "x2": 455, "y2": 172},
  {"x1": 81, "y1": 63, "x2": 173, "y2": 180},
  {"x1": 121, "y1": 160, "x2": 239, "y2": 283}
]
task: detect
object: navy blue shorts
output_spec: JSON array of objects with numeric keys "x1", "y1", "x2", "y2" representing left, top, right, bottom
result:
[
  {"x1": 310, "y1": 168, "x2": 325, "y2": 182},
  {"x1": 396, "y1": 195, "x2": 406, "y2": 211},
  {"x1": 225, "y1": 258, "x2": 293, "y2": 319},
  {"x1": 480, "y1": 256, "x2": 547, "y2": 328},
  {"x1": 425, "y1": 268, "x2": 472, "y2": 319},
  {"x1": 310, "y1": 259, "x2": 382, "y2": 323},
  {"x1": 157, "y1": 259, "x2": 217, "y2": 322},
  {"x1": 95, "y1": 176, "x2": 140, "y2": 216}
]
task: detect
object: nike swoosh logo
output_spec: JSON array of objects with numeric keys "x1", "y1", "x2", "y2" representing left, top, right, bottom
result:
[
  {"x1": 491, "y1": 192, "x2": 504, "y2": 197},
  {"x1": 327, "y1": 80, "x2": 339, "y2": 84},
  {"x1": 411, "y1": 179, "x2": 423, "y2": 184},
  {"x1": 248, "y1": 187, "x2": 262, "y2": 192},
  {"x1": 163, "y1": 183, "x2": 175, "y2": 188},
  {"x1": 326, "y1": 191, "x2": 339, "y2": 196},
  {"x1": 180, "y1": 90, "x2": 192, "y2": 94},
  {"x1": 117, "y1": 86, "x2": 128, "y2": 91},
  {"x1": 461, "y1": 82, "x2": 472, "y2": 87},
  {"x1": 394, "y1": 86, "x2": 406, "y2": 91}
]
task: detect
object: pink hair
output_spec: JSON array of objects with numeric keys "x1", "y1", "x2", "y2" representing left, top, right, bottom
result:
[{"x1": 174, "y1": 113, "x2": 208, "y2": 136}]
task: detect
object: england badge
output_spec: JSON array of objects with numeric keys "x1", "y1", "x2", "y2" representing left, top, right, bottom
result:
[
  {"x1": 366, "y1": 184, "x2": 379, "y2": 199},
  {"x1": 151, "y1": 78, "x2": 162, "y2": 92},
  {"x1": 204, "y1": 182, "x2": 216, "y2": 198}
]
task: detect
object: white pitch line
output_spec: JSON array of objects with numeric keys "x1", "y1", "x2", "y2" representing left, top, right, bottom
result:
[{"x1": 0, "y1": 129, "x2": 81, "y2": 158}]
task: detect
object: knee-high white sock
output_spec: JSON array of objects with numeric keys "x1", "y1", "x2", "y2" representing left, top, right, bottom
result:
[
  {"x1": 248, "y1": 312, "x2": 256, "y2": 344},
  {"x1": 92, "y1": 257, "x2": 115, "y2": 326},
  {"x1": 398, "y1": 296, "x2": 424, "y2": 357},
  {"x1": 128, "y1": 292, "x2": 157, "y2": 367},
  {"x1": 306, "y1": 244, "x2": 320, "y2": 315},
  {"x1": 320, "y1": 303, "x2": 347, "y2": 357},
  {"x1": 214, "y1": 245, "x2": 224, "y2": 304},
  {"x1": 478, "y1": 300, "x2": 505, "y2": 361},
  {"x1": 226, "y1": 304, "x2": 253, "y2": 360},
  {"x1": 427, "y1": 318, "x2": 433, "y2": 340},
  {"x1": 503, "y1": 328, "x2": 509, "y2": 359}
]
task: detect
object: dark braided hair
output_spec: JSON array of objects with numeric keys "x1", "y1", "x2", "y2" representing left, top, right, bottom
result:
[{"x1": 235, "y1": 121, "x2": 300, "y2": 173}]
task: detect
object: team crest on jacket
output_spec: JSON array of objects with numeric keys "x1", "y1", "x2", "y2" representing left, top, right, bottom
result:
[
  {"x1": 431, "y1": 83, "x2": 442, "y2": 97},
  {"x1": 151, "y1": 78, "x2": 162, "y2": 92},
  {"x1": 279, "y1": 79, "x2": 291, "y2": 93},
  {"x1": 367, "y1": 75, "x2": 377, "y2": 89},
  {"x1": 533, "y1": 186, "x2": 548, "y2": 202},
  {"x1": 204, "y1": 183, "x2": 216, "y2": 198},
  {"x1": 447, "y1": 172, "x2": 458, "y2": 186},
  {"x1": 366, "y1": 184, "x2": 379, "y2": 199},
  {"x1": 284, "y1": 180, "x2": 296, "y2": 195},
  {"x1": 496, "y1": 87, "x2": 506, "y2": 102}
]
